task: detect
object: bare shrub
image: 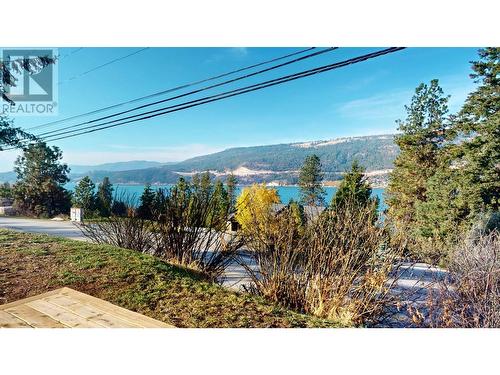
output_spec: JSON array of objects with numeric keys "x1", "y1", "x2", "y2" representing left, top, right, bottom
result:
[
  {"x1": 305, "y1": 203, "x2": 401, "y2": 326},
  {"x1": 79, "y1": 185, "x2": 243, "y2": 282},
  {"x1": 241, "y1": 200, "x2": 402, "y2": 326},
  {"x1": 430, "y1": 230, "x2": 500, "y2": 328},
  {"x1": 78, "y1": 195, "x2": 154, "y2": 253},
  {"x1": 149, "y1": 186, "x2": 243, "y2": 282},
  {"x1": 240, "y1": 208, "x2": 309, "y2": 311}
]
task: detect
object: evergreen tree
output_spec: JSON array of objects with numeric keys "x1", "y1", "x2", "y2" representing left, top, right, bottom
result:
[
  {"x1": 226, "y1": 173, "x2": 238, "y2": 212},
  {"x1": 414, "y1": 149, "x2": 469, "y2": 246},
  {"x1": 111, "y1": 200, "x2": 127, "y2": 217},
  {"x1": 209, "y1": 180, "x2": 229, "y2": 225},
  {"x1": 12, "y1": 142, "x2": 71, "y2": 217},
  {"x1": 191, "y1": 173, "x2": 201, "y2": 190},
  {"x1": 171, "y1": 177, "x2": 191, "y2": 205},
  {"x1": 72, "y1": 176, "x2": 97, "y2": 216},
  {"x1": 96, "y1": 177, "x2": 114, "y2": 217},
  {"x1": 1, "y1": 56, "x2": 55, "y2": 150},
  {"x1": 331, "y1": 160, "x2": 378, "y2": 213},
  {"x1": 0, "y1": 182, "x2": 12, "y2": 199},
  {"x1": 191, "y1": 172, "x2": 212, "y2": 198},
  {"x1": 298, "y1": 154, "x2": 325, "y2": 206},
  {"x1": 386, "y1": 79, "x2": 450, "y2": 240},
  {"x1": 287, "y1": 199, "x2": 306, "y2": 235},
  {"x1": 190, "y1": 172, "x2": 213, "y2": 212},
  {"x1": 200, "y1": 171, "x2": 213, "y2": 200},
  {"x1": 454, "y1": 48, "x2": 499, "y2": 218},
  {"x1": 137, "y1": 184, "x2": 156, "y2": 220},
  {"x1": 176, "y1": 176, "x2": 190, "y2": 194},
  {"x1": 417, "y1": 48, "x2": 500, "y2": 244},
  {"x1": 0, "y1": 116, "x2": 37, "y2": 151}
]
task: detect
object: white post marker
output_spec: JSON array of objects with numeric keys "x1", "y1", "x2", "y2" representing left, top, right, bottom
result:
[{"x1": 70, "y1": 207, "x2": 84, "y2": 223}]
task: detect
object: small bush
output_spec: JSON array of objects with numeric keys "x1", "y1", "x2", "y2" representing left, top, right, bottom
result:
[
  {"x1": 430, "y1": 230, "x2": 500, "y2": 328},
  {"x1": 79, "y1": 181, "x2": 243, "y2": 283},
  {"x1": 150, "y1": 186, "x2": 243, "y2": 282},
  {"x1": 241, "y1": 199, "x2": 402, "y2": 326},
  {"x1": 78, "y1": 196, "x2": 154, "y2": 253}
]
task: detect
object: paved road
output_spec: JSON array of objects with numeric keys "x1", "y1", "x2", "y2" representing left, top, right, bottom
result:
[{"x1": 0, "y1": 217, "x2": 87, "y2": 241}]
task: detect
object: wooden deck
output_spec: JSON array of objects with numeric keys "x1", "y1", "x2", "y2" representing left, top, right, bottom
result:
[{"x1": 0, "y1": 287, "x2": 172, "y2": 328}]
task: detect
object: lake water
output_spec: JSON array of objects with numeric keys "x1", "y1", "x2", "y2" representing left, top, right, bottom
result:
[{"x1": 66, "y1": 183, "x2": 387, "y2": 211}]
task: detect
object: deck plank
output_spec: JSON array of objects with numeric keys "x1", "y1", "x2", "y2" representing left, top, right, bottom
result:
[
  {"x1": 0, "y1": 287, "x2": 172, "y2": 328},
  {"x1": 59, "y1": 288, "x2": 171, "y2": 328},
  {"x1": 0, "y1": 289, "x2": 68, "y2": 309},
  {"x1": 27, "y1": 299, "x2": 104, "y2": 328},
  {"x1": 0, "y1": 310, "x2": 32, "y2": 328},
  {"x1": 45, "y1": 294, "x2": 143, "y2": 328},
  {"x1": 4, "y1": 304, "x2": 67, "y2": 328}
]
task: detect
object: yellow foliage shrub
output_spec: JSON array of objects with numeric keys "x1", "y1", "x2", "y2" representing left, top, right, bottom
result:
[{"x1": 235, "y1": 184, "x2": 280, "y2": 233}]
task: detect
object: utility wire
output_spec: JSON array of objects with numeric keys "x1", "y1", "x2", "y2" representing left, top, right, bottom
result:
[
  {"x1": 32, "y1": 48, "x2": 406, "y2": 144},
  {"x1": 4, "y1": 47, "x2": 405, "y2": 151},
  {"x1": 58, "y1": 47, "x2": 150, "y2": 85},
  {"x1": 34, "y1": 47, "x2": 337, "y2": 138},
  {"x1": 57, "y1": 48, "x2": 83, "y2": 60},
  {"x1": 27, "y1": 47, "x2": 316, "y2": 131}
]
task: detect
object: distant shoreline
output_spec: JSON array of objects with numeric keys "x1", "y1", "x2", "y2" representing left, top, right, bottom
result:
[{"x1": 79, "y1": 182, "x2": 388, "y2": 189}]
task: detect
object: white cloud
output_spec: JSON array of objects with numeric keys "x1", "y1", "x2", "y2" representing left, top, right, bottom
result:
[
  {"x1": 336, "y1": 76, "x2": 477, "y2": 123},
  {"x1": 204, "y1": 47, "x2": 249, "y2": 64},
  {"x1": 336, "y1": 90, "x2": 410, "y2": 121},
  {"x1": 232, "y1": 47, "x2": 248, "y2": 56}
]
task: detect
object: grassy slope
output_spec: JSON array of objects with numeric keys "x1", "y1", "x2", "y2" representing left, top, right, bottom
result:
[{"x1": 0, "y1": 229, "x2": 340, "y2": 328}]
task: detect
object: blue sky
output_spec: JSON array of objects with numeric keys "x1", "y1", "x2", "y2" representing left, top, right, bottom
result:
[{"x1": 1, "y1": 47, "x2": 480, "y2": 171}]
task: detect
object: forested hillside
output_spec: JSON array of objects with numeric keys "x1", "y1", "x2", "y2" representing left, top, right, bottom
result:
[
  {"x1": 82, "y1": 134, "x2": 398, "y2": 185},
  {"x1": 174, "y1": 134, "x2": 397, "y2": 172},
  {"x1": 1, "y1": 134, "x2": 398, "y2": 185}
]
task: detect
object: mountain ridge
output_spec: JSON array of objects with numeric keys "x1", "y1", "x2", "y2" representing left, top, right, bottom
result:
[
  {"x1": 0, "y1": 134, "x2": 399, "y2": 186},
  {"x1": 86, "y1": 134, "x2": 399, "y2": 185}
]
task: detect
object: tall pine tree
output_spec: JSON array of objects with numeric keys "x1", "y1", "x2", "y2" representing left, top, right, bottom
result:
[
  {"x1": 13, "y1": 142, "x2": 71, "y2": 217},
  {"x1": 298, "y1": 154, "x2": 325, "y2": 206},
  {"x1": 386, "y1": 79, "x2": 450, "y2": 243},
  {"x1": 225, "y1": 173, "x2": 238, "y2": 212},
  {"x1": 72, "y1": 176, "x2": 97, "y2": 216},
  {"x1": 96, "y1": 177, "x2": 113, "y2": 217},
  {"x1": 417, "y1": 48, "x2": 500, "y2": 245},
  {"x1": 455, "y1": 48, "x2": 499, "y2": 220},
  {"x1": 137, "y1": 184, "x2": 156, "y2": 219}
]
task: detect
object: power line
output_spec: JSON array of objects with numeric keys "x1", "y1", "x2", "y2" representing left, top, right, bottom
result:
[
  {"x1": 4, "y1": 48, "x2": 405, "y2": 151},
  {"x1": 58, "y1": 47, "x2": 150, "y2": 85},
  {"x1": 57, "y1": 48, "x2": 83, "y2": 60},
  {"x1": 34, "y1": 47, "x2": 337, "y2": 138},
  {"x1": 27, "y1": 47, "x2": 317, "y2": 131},
  {"x1": 34, "y1": 48, "x2": 406, "y2": 144}
]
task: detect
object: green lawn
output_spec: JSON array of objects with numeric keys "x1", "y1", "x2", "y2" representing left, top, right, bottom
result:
[{"x1": 0, "y1": 229, "x2": 340, "y2": 328}]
